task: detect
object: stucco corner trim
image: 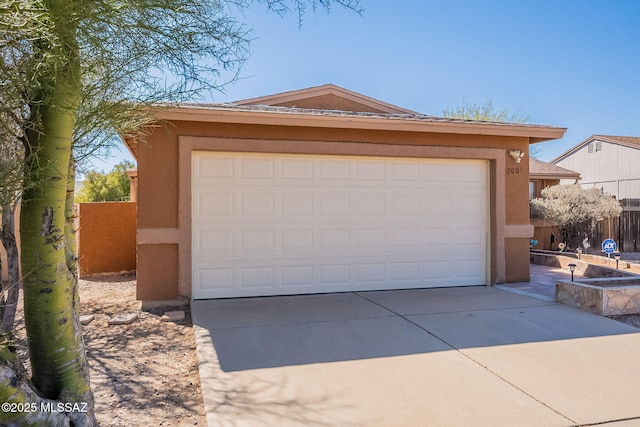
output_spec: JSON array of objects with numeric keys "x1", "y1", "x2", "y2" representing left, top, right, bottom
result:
[{"x1": 504, "y1": 224, "x2": 535, "y2": 239}]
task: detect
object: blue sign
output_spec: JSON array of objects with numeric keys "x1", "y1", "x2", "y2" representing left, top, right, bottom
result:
[{"x1": 602, "y1": 239, "x2": 617, "y2": 254}]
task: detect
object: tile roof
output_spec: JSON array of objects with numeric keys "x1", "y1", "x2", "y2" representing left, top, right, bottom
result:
[
  {"x1": 170, "y1": 102, "x2": 562, "y2": 130},
  {"x1": 529, "y1": 158, "x2": 580, "y2": 179}
]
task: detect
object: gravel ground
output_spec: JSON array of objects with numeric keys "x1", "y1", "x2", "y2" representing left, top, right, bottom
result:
[{"x1": 13, "y1": 273, "x2": 206, "y2": 426}]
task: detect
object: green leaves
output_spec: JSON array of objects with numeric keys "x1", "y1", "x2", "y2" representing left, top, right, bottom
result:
[
  {"x1": 442, "y1": 100, "x2": 531, "y2": 123},
  {"x1": 75, "y1": 160, "x2": 134, "y2": 202}
]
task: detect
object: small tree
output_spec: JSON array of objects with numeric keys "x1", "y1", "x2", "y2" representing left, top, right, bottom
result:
[
  {"x1": 442, "y1": 99, "x2": 542, "y2": 158},
  {"x1": 442, "y1": 100, "x2": 531, "y2": 123},
  {"x1": 76, "y1": 161, "x2": 135, "y2": 202},
  {"x1": 531, "y1": 184, "x2": 622, "y2": 249}
]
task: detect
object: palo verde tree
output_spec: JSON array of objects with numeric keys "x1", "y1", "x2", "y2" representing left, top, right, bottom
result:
[
  {"x1": 0, "y1": 0, "x2": 362, "y2": 425},
  {"x1": 531, "y1": 184, "x2": 622, "y2": 250}
]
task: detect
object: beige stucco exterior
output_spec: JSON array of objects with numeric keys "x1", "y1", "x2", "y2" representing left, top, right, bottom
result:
[{"x1": 127, "y1": 85, "x2": 565, "y2": 301}]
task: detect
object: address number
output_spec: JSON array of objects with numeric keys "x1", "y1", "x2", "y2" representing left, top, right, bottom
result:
[{"x1": 506, "y1": 167, "x2": 523, "y2": 174}]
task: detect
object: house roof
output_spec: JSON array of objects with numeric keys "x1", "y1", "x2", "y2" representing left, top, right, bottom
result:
[
  {"x1": 234, "y1": 84, "x2": 419, "y2": 115},
  {"x1": 529, "y1": 158, "x2": 580, "y2": 180},
  {"x1": 550, "y1": 134, "x2": 640, "y2": 163},
  {"x1": 124, "y1": 85, "x2": 567, "y2": 158}
]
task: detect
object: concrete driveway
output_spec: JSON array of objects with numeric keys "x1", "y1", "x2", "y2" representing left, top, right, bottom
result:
[{"x1": 192, "y1": 286, "x2": 640, "y2": 426}]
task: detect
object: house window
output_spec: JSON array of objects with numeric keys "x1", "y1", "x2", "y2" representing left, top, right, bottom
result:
[{"x1": 529, "y1": 181, "x2": 535, "y2": 200}]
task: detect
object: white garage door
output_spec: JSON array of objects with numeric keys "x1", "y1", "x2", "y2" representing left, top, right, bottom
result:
[{"x1": 192, "y1": 151, "x2": 488, "y2": 299}]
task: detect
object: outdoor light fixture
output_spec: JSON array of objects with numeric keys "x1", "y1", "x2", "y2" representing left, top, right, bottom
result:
[
  {"x1": 509, "y1": 149, "x2": 525, "y2": 163},
  {"x1": 614, "y1": 253, "x2": 621, "y2": 270},
  {"x1": 568, "y1": 263, "x2": 577, "y2": 282}
]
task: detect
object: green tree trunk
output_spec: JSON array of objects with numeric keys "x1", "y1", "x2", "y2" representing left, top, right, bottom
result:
[
  {"x1": 0, "y1": 341, "x2": 77, "y2": 426},
  {"x1": 16, "y1": 0, "x2": 96, "y2": 424},
  {"x1": 65, "y1": 157, "x2": 78, "y2": 276}
]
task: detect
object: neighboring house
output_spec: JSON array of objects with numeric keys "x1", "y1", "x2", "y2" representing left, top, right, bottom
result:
[
  {"x1": 529, "y1": 158, "x2": 581, "y2": 200},
  {"x1": 529, "y1": 158, "x2": 581, "y2": 250},
  {"x1": 551, "y1": 134, "x2": 640, "y2": 251},
  {"x1": 122, "y1": 84, "x2": 566, "y2": 303},
  {"x1": 551, "y1": 134, "x2": 640, "y2": 199}
]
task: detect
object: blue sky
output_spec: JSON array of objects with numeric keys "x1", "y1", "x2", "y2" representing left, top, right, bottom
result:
[{"x1": 102, "y1": 0, "x2": 640, "y2": 170}]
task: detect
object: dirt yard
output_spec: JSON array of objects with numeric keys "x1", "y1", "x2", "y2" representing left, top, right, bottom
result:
[{"x1": 14, "y1": 273, "x2": 206, "y2": 426}]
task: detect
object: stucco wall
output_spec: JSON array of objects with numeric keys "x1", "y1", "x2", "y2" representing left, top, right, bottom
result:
[
  {"x1": 137, "y1": 244, "x2": 178, "y2": 300},
  {"x1": 136, "y1": 121, "x2": 535, "y2": 300},
  {"x1": 76, "y1": 202, "x2": 136, "y2": 276}
]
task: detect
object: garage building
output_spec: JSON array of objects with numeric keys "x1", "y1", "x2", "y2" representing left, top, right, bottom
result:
[{"x1": 124, "y1": 84, "x2": 565, "y2": 302}]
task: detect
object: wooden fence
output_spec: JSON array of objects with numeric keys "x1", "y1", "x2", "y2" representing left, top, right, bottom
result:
[{"x1": 587, "y1": 199, "x2": 639, "y2": 252}]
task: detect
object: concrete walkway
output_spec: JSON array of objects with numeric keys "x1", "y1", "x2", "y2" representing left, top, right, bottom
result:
[
  {"x1": 495, "y1": 263, "x2": 575, "y2": 301},
  {"x1": 192, "y1": 269, "x2": 640, "y2": 426}
]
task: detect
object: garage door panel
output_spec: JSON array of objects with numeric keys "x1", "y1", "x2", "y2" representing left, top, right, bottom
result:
[
  {"x1": 194, "y1": 224, "x2": 485, "y2": 259},
  {"x1": 422, "y1": 192, "x2": 453, "y2": 214},
  {"x1": 194, "y1": 192, "x2": 234, "y2": 217},
  {"x1": 280, "y1": 157, "x2": 314, "y2": 179},
  {"x1": 281, "y1": 265, "x2": 314, "y2": 287},
  {"x1": 390, "y1": 262, "x2": 421, "y2": 282},
  {"x1": 195, "y1": 230, "x2": 234, "y2": 255},
  {"x1": 318, "y1": 158, "x2": 350, "y2": 180},
  {"x1": 354, "y1": 262, "x2": 387, "y2": 284},
  {"x1": 422, "y1": 260, "x2": 454, "y2": 283},
  {"x1": 239, "y1": 156, "x2": 274, "y2": 178},
  {"x1": 193, "y1": 256, "x2": 486, "y2": 298},
  {"x1": 197, "y1": 268, "x2": 234, "y2": 290},
  {"x1": 282, "y1": 194, "x2": 314, "y2": 215},
  {"x1": 355, "y1": 228, "x2": 386, "y2": 249},
  {"x1": 456, "y1": 161, "x2": 488, "y2": 182},
  {"x1": 193, "y1": 152, "x2": 488, "y2": 299},
  {"x1": 390, "y1": 161, "x2": 420, "y2": 181},
  {"x1": 195, "y1": 253, "x2": 485, "y2": 288},
  {"x1": 195, "y1": 155, "x2": 234, "y2": 177}
]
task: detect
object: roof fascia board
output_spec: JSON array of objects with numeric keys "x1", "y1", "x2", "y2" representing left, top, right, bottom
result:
[
  {"x1": 549, "y1": 135, "x2": 595, "y2": 163},
  {"x1": 156, "y1": 108, "x2": 566, "y2": 142},
  {"x1": 530, "y1": 173, "x2": 581, "y2": 179}
]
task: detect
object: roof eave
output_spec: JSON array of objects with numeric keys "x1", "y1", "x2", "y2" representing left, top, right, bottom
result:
[
  {"x1": 155, "y1": 108, "x2": 566, "y2": 142},
  {"x1": 550, "y1": 134, "x2": 596, "y2": 163},
  {"x1": 530, "y1": 173, "x2": 581, "y2": 180}
]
